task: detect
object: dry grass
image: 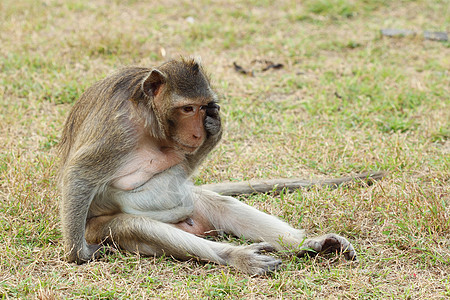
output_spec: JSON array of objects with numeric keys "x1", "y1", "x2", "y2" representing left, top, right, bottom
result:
[{"x1": 0, "y1": 0, "x2": 449, "y2": 298}]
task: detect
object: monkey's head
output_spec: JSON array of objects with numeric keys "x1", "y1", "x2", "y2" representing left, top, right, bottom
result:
[{"x1": 141, "y1": 58, "x2": 219, "y2": 154}]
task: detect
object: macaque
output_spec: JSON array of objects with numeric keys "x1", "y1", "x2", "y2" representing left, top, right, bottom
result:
[{"x1": 58, "y1": 58, "x2": 381, "y2": 274}]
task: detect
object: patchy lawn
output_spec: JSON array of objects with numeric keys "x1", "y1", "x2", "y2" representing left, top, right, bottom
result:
[{"x1": 0, "y1": 0, "x2": 448, "y2": 298}]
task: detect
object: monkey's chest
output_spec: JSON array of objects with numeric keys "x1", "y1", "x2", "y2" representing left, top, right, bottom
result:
[{"x1": 111, "y1": 146, "x2": 183, "y2": 191}]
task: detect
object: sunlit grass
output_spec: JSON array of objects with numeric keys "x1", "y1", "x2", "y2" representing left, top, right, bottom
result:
[{"x1": 0, "y1": 0, "x2": 448, "y2": 298}]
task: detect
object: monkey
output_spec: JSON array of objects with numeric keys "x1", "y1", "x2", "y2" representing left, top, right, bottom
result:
[{"x1": 58, "y1": 58, "x2": 383, "y2": 274}]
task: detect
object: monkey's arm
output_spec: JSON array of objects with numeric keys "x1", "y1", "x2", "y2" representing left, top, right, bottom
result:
[
  {"x1": 185, "y1": 130, "x2": 222, "y2": 175},
  {"x1": 60, "y1": 137, "x2": 131, "y2": 263},
  {"x1": 60, "y1": 168, "x2": 102, "y2": 263},
  {"x1": 201, "y1": 171, "x2": 386, "y2": 196}
]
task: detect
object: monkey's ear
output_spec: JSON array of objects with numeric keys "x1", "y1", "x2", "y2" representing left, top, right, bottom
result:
[
  {"x1": 142, "y1": 69, "x2": 167, "y2": 98},
  {"x1": 191, "y1": 56, "x2": 202, "y2": 73}
]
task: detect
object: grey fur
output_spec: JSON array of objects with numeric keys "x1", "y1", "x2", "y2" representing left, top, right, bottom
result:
[{"x1": 59, "y1": 58, "x2": 357, "y2": 273}]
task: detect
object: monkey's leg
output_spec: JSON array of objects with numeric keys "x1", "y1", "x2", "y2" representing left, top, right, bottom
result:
[
  {"x1": 193, "y1": 188, "x2": 356, "y2": 260},
  {"x1": 85, "y1": 214, "x2": 281, "y2": 275}
]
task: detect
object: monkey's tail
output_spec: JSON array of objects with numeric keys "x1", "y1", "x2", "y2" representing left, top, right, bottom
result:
[{"x1": 200, "y1": 171, "x2": 386, "y2": 196}]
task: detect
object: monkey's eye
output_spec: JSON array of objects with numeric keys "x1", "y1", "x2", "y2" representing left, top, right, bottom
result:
[{"x1": 182, "y1": 106, "x2": 194, "y2": 113}]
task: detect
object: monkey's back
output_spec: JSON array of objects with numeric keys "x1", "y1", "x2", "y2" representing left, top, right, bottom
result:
[{"x1": 58, "y1": 67, "x2": 150, "y2": 174}]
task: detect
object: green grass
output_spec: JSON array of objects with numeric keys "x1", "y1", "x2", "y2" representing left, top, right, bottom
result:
[{"x1": 1, "y1": 0, "x2": 449, "y2": 298}]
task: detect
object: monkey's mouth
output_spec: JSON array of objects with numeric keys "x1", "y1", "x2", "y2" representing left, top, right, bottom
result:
[
  {"x1": 177, "y1": 143, "x2": 200, "y2": 153},
  {"x1": 171, "y1": 136, "x2": 203, "y2": 153},
  {"x1": 181, "y1": 145, "x2": 198, "y2": 153}
]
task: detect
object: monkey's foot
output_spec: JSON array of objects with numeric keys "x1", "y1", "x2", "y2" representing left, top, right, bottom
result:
[
  {"x1": 224, "y1": 242, "x2": 282, "y2": 275},
  {"x1": 297, "y1": 233, "x2": 357, "y2": 260}
]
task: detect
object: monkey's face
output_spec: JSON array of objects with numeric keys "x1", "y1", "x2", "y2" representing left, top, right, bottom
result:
[{"x1": 169, "y1": 103, "x2": 207, "y2": 153}]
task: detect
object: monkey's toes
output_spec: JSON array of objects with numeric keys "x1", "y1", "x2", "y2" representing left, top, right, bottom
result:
[
  {"x1": 320, "y1": 234, "x2": 357, "y2": 260},
  {"x1": 233, "y1": 243, "x2": 282, "y2": 275},
  {"x1": 249, "y1": 243, "x2": 281, "y2": 275},
  {"x1": 257, "y1": 257, "x2": 282, "y2": 275},
  {"x1": 249, "y1": 255, "x2": 282, "y2": 275},
  {"x1": 297, "y1": 234, "x2": 357, "y2": 260},
  {"x1": 342, "y1": 243, "x2": 357, "y2": 261},
  {"x1": 249, "y1": 242, "x2": 276, "y2": 254}
]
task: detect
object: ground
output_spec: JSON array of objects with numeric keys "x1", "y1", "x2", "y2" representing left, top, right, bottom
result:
[{"x1": 0, "y1": 0, "x2": 449, "y2": 298}]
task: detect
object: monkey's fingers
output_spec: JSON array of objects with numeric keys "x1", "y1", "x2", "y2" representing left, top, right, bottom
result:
[
  {"x1": 205, "y1": 103, "x2": 220, "y2": 118},
  {"x1": 71, "y1": 243, "x2": 103, "y2": 264},
  {"x1": 98, "y1": 244, "x2": 118, "y2": 256},
  {"x1": 74, "y1": 244, "x2": 118, "y2": 265},
  {"x1": 204, "y1": 116, "x2": 221, "y2": 136},
  {"x1": 206, "y1": 102, "x2": 220, "y2": 110}
]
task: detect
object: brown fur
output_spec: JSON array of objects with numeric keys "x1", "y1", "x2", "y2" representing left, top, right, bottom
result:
[{"x1": 59, "y1": 58, "x2": 357, "y2": 274}]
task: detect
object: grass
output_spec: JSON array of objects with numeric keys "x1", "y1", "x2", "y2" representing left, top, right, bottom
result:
[{"x1": 0, "y1": 0, "x2": 449, "y2": 298}]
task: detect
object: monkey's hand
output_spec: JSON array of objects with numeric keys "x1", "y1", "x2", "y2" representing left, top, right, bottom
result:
[
  {"x1": 204, "y1": 102, "x2": 221, "y2": 136},
  {"x1": 186, "y1": 102, "x2": 222, "y2": 174},
  {"x1": 297, "y1": 233, "x2": 357, "y2": 260},
  {"x1": 224, "y1": 242, "x2": 282, "y2": 275},
  {"x1": 66, "y1": 242, "x2": 107, "y2": 264}
]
